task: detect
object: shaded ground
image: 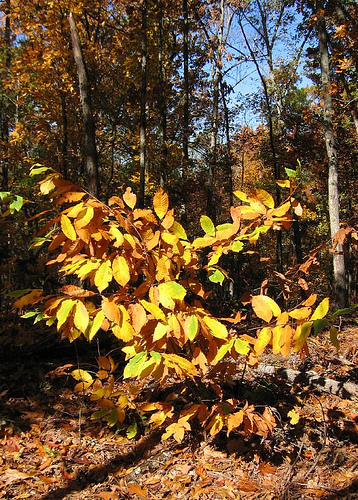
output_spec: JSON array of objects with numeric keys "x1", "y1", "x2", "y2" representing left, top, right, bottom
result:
[{"x1": 1, "y1": 319, "x2": 358, "y2": 499}]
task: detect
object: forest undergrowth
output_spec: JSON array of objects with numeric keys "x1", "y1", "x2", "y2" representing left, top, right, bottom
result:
[{"x1": 1, "y1": 318, "x2": 358, "y2": 500}]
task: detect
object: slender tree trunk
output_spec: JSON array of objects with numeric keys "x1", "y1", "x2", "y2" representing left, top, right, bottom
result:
[
  {"x1": 317, "y1": 5, "x2": 347, "y2": 306},
  {"x1": 183, "y1": 0, "x2": 189, "y2": 168},
  {"x1": 239, "y1": 14, "x2": 283, "y2": 272},
  {"x1": 1, "y1": 0, "x2": 11, "y2": 191},
  {"x1": 138, "y1": 0, "x2": 147, "y2": 208},
  {"x1": 158, "y1": 0, "x2": 167, "y2": 188},
  {"x1": 60, "y1": 93, "x2": 68, "y2": 179},
  {"x1": 69, "y1": 12, "x2": 99, "y2": 197},
  {"x1": 207, "y1": 0, "x2": 225, "y2": 224}
]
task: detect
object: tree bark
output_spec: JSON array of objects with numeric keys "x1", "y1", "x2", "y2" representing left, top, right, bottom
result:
[
  {"x1": 138, "y1": 0, "x2": 148, "y2": 208},
  {"x1": 183, "y1": 0, "x2": 189, "y2": 168},
  {"x1": 317, "y1": 4, "x2": 347, "y2": 306},
  {"x1": 69, "y1": 12, "x2": 99, "y2": 197},
  {"x1": 158, "y1": 0, "x2": 167, "y2": 188},
  {"x1": 1, "y1": 0, "x2": 11, "y2": 191}
]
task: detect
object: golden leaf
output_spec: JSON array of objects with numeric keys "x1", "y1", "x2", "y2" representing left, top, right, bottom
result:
[
  {"x1": 153, "y1": 187, "x2": 169, "y2": 219},
  {"x1": 61, "y1": 214, "x2": 77, "y2": 241}
]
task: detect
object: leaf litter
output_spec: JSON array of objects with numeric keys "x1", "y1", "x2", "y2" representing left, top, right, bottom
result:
[{"x1": 1, "y1": 321, "x2": 358, "y2": 499}]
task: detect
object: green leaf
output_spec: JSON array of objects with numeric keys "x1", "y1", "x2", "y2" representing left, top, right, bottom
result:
[
  {"x1": 330, "y1": 326, "x2": 339, "y2": 350},
  {"x1": 153, "y1": 322, "x2": 169, "y2": 341},
  {"x1": 232, "y1": 239, "x2": 244, "y2": 252},
  {"x1": 200, "y1": 215, "x2": 215, "y2": 236},
  {"x1": 56, "y1": 299, "x2": 75, "y2": 330},
  {"x1": 203, "y1": 316, "x2": 228, "y2": 339},
  {"x1": 123, "y1": 351, "x2": 148, "y2": 378},
  {"x1": 158, "y1": 281, "x2": 186, "y2": 308},
  {"x1": 234, "y1": 338, "x2": 250, "y2": 355},
  {"x1": 0, "y1": 191, "x2": 11, "y2": 201},
  {"x1": 212, "y1": 339, "x2": 234, "y2": 364},
  {"x1": 21, "y1": 311, "x2": 38, "y2": 318},
  {"x1": 208, "y1": 268, "x2": 225, "y2": 285},
  {"x1": 30, "y1": 165, "x2": 50, "y2": 176},
  {"x1": 88, "y1": 310, "x2": 105, "y2": 340},
  {"x1": 186, "y1": 315, "x2": 198, "y2": 341},
  {"x1": 170, "y1": 221, "x2": 187, "y2": 240},
  {"x1": 8, "y1": 288, "x2": 32, "y2": 298},
  {"x1": 126, "y1": 422, "x2": 138, "y2": 439},
  {"x1": 107, "y1": 409, "x2": 119, "y2": 426},
  {"x1": 9, "y1": 195, "x2": 24, "y2": 213},
  {"x1": 91, "y1": 408, "x2": 111, "y2": 420},
  {"x1": 293, "y1": 321, "x2": 313, "y2": 352},
  {"x1": 285, "y1": 167, "x2": 297, "y2": 179},
  {"x1": 313, "y1": 318, "x2": 328, "y2": 335},
  {"x1": 150, "y1": 351, "x2": 162, "y2": 364},
  {"x1": 331, "y1": 304, "x2": 358, "y2": 318}
]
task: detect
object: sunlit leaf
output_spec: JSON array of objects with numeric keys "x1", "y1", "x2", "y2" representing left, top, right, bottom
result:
[
  {"x1": 185, "y1": 314, "x2": 199, "y2": 341},
  {"x1": 158, "y1": 281, "x2": 186, "y2": 309},
  {"x1": 311, "y1": 297, "x2": 329, "y2": 321},
  {"x1": 112, "y1": 255, "x2": 130, "y2": 287},
  {"x1": 200, "y1": 215, "x2": 215, "y2": 236},
  {"x1": 287, "y1": 409, "x2": 300, "y2": 425},
  {"x1": 203, "y1": 316, "x2": 228, "y2": 339},
  {"x1": 61, "y1": 214, "x2": 77, "y2": 241},
  {"x1": 254, "y1": 327, "x2": 272, "y2": 355},
  {"x1": 153, "y1": 187, "x2": 169, "y2": 219},
  {"x1": 95, "y1": 260, "x2": 113, "y2": 292},
  {"x1": 56, "y1": 299, "x2": 75, "y2": 330}
]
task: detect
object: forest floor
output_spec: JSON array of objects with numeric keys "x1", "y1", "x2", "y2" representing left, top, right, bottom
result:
[{"x1": 1, "y1": 317, "x2": 358, "y2": 500}]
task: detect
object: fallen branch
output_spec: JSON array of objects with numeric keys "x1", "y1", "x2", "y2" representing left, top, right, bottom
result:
[{"x1": 255, "y1": 364, "x2": 358, "y2": 399}]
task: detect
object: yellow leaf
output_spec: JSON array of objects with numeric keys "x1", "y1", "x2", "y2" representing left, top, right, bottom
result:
[
  {"x1": 153, "y1": 187, "x2": 169, "y2": 219},
  {"x1": 74, "y1": 206, "x2": 94, "y2": 230},
  {"x1": 287, "y1": 409, "x2": 300, "y2": 425},
  {"x1": 112, "y1": 255, "x2": 130, "y2": 287},
  {"x1": 276, "y1": 179, "x2": 291, "y2": 188},
  {"x1": 252, "y1": 295, "x2": 281, "y2": 323},
  {"x1": 140, "y1": 299, "x2": 166, "y2": 322},
  {"x1": 254, "y1": 189, "x2": 275, "y2": 208},
  {"x1": 249, "y1": 198, "x2": 267, "y2": 215},
  {"x1": 102, "y1": 298, "x2": 121, "y2": 324},
  {"x1": 310, "y1": 297, "x2": 329, "y2": 321},
  {"x1": 288, "y1": 307, "x2": 311, "y2": 320},
  {"x1": 61, "y1": 214, "x2": 77, "y2": 241},
  {"x1": 95, "y1": 261, "x2": 113, "y2": 293},
  {"x1": 269, "y1": 201, "x2": 291, "y2": 218},
  {"x1": 255, "y1": 327, "x2": 272, "y2": 355},
  {"x1": 227, "y1": 410, "x2": 244, "y2": 435},
  {"x1": 123, "y1": 187, "x2": 136, "y2": 209},
  {"x1": 88, "y1": 310, "x2": 105, "y2": 340},
  {"x1": 304, "y1": 294, "x2": 317, "y2": 307},
  {"x1": 74, "y1": 301, "x2": 89, "y2": 333},
  {"x1": 112, "y1": 322, "x2": 134, "y2": 341},
  {"x1": 202, "y1": 316, "x2": 228, "y2": 339},
  {"x1": 233, "y1": 190, "x2": 249, "y2": 202}
]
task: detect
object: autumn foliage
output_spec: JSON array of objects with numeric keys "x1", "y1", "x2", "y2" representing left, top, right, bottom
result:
[{"x1": 10, "y1": 166, "x2": 338, "y2": 442}]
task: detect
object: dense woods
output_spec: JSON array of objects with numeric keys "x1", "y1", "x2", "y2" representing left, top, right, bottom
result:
[{"x1": 0, "y1": 1, "x2": 358, "y2": 498}]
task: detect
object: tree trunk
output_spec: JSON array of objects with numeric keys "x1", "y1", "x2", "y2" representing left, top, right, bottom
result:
[
  {"x1": 317, "y1": 5, "x2": 347, "y2": 306},
  {"x1": 158, "y1": 0, "x2": 167, "y2": 188},
  {"x1": 207, "y1": 0, "x2": 225, "y2": 224},
  {"x1": 69, "y1": 12, "x2": 99, "y2": 197},
  {"x1": 138, "y1": 0, "x2": 147, "y2": 208},
  {"x1": 60, "y1": 93, "x2": 68, "y2": 179},
  {"x1": 183, "y1": 0, "x2": 189, "y2": 169},
  {"x1": 1, "y1": 0, "x2": 11, "y2": 191}
]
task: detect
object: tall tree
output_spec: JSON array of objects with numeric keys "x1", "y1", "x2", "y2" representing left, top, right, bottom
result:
[
  {"x1": 69, "y1": 11, "x2": 99, "y2": 197},
  {"x1": 316, "y1": 1, "x2": 347, "y2": 306}
]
